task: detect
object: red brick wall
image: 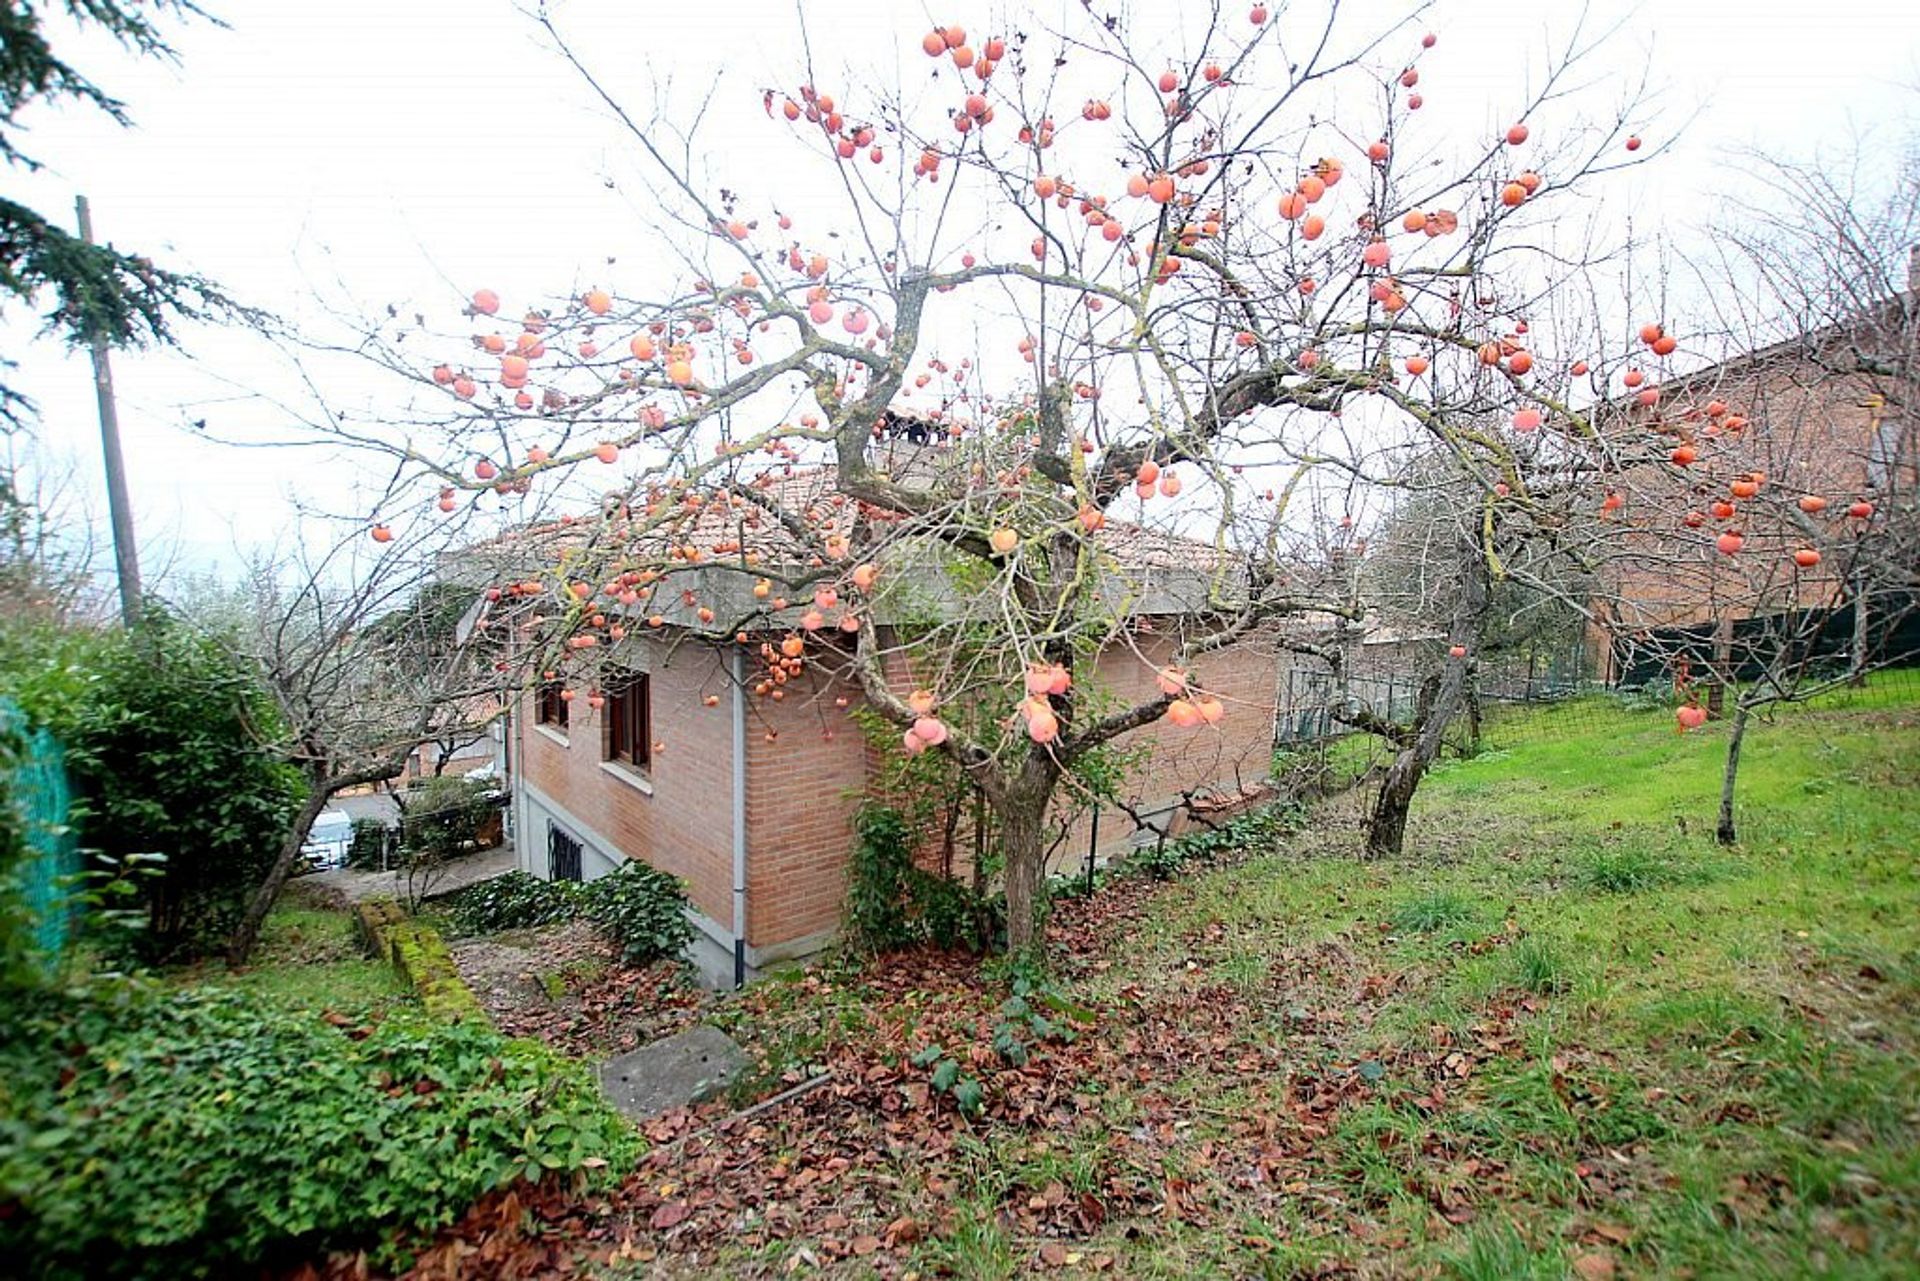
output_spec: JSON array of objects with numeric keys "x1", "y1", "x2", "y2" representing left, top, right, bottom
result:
[
  {"x1": 743, "y1": 665, "x2": 869, "y2": 950},
  {"x1": 527, "y1": 624, "x2": 1282, "y2": 956},
  {"x1": 518, "y1": 638, "x2": 738, "y2": 928},
  {"x1": 740, "y1": 624, "x2": 1284, "y2": 937},
  {"x1": 1600, "y1": 361, "x2": 1906, "y2": 636},
  {"x1": 1047, "y1": 627, "x2": 1280, "y2": 871}
]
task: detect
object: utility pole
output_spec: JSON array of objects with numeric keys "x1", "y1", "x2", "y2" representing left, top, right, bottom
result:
[{"x1": 76, "y1": 195, "x2": 142, "y2": 627}]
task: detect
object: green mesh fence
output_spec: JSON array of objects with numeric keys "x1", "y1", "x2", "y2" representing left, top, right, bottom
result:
[{"x1": 0, "y1": 698, "x2": 77, "y2": 968}]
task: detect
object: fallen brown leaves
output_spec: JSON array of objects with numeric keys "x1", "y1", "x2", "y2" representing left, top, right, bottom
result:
[
  {"x1": 448, "y1": 921, "x2": 706, "y2": 1056},
  {"x1": 298, "y1": 862, "x2": 1656, "y2": 1279}
]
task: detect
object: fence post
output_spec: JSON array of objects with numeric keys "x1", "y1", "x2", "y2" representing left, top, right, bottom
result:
[{"x1": 1086, "y1": 805, "x2": 1099, "y2": 897}]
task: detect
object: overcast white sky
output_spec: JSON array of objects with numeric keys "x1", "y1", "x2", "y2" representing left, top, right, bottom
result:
[{"x1": 6, "y1": 0, "x2": 1916, "y2": 583}]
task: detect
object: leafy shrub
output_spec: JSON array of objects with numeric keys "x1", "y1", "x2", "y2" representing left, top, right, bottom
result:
[
  {"x1": 908, "y1": 970, "x2": 1090, "y2": 1118},
  {"x1": 914, "y1": 872, "x2": 1000, "y2": 952},
  {"x1": 580, "y1": 860, "x2": 694, "y2": 965},
  {"x1": 0, "y1": 608, "x2": 307, "y2": 962},
  {"x1": 442, "y1": 864, "x2": 691, "y2": 964},
  {"x1": 0, "y1": 980, "x2": 638, "y2": 1278},
  {"x1": 345, "y1": 816, "x2": 394, "y2": 871},
  {"x1": 1128, "y1": 837, "x2": 1186, "y2": 881},
  {"x1": 443, "y1": 869, "x2": 582, "y2": 934},
  {"x1": 844, "y1": 803, "x2": 999, "y2": 954},
  {"x1": 398, "y1": 776, "x2": 500, "y2": 863},
  {"x1": 846, "y1": 804, "x2": 918, "y2": 952},
  {"x1": 395, "y1": 776, "x2": 504, "y2": 907},
  {"x1": 1120, "y1": 802, "x2": 1302, "y2": 882},
  {"x1": 1045, "y1": 866, "x2": 1109, "y2": 901}
]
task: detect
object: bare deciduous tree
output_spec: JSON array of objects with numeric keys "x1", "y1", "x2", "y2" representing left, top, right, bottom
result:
[
  {"x1": 1581, "y1": 127, "x2": 1920, "y2": 844},
  {"x1": 214, "y1": 524, "x2": 518, "y2": 965}
]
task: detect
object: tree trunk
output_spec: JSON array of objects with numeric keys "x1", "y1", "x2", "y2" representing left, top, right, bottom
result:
[
  {"x1": 1715, "y1": 701, "x2": 1752, "y2": 846},
  {"x1": 1365, "y1": 543, "x2": 1489, "y2": 858},
  {"x1": 229, "y1": 785, "x2": 332, "y2": 967},
  {"x1": 1848, "y1": 570, "x2": 1871, "y2": 688},
  {"x1": 1367, "y1": 664, "x2": 1468, "y2": 858},
  {"x1": 999, "y1": 797, "x2": 1047, "y2": 956}
]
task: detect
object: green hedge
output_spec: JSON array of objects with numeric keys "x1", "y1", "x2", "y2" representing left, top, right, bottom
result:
[
  {"x1": 0, "y1": 608, "x2": 306, "y2": 963},
  {"x1": 446, "y1": 869, "x2": 584, "y2": 933},
  {"x1": 0, "y1": 980, "x2": 639, "y2": 1277}
]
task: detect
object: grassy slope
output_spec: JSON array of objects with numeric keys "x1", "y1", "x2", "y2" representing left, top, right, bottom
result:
[
  {"x1": 1049, "y1": 689, "x2": 1920, "y2": 1278},
  {"x1": 167, "y1": 904, "x2": 410, "y2": 1016},
  {"x1": 480, "y1": 688, "x2": 1915, "y2": 1279}
]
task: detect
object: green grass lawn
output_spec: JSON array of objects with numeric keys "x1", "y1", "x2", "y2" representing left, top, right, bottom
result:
[
  {"x1": 617, "y1": 686, "x2": 1918, "y2": 1278},
  {"x1": 1046, "y1": 686, "x2": 1920, "y2": 1277},
  {"x1": 167, "y1": 903, "x2": 411, "y2": 1017}
]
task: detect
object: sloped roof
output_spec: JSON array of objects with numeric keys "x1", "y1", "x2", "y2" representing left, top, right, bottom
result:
[
  {"x1": 459, "y1": 447, "x2": 1235, "y2": 580},
  {"x1": 451, "y1": 444, "x2": 1251, "y2": 628}
]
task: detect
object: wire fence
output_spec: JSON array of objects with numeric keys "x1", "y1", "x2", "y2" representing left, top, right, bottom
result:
[{"x1": 1272, "y1": 645, "x2": 1920, "y2": 789}]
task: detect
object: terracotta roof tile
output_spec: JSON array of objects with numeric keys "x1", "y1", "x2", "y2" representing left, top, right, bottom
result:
[{"x1": 460, "y1": 447, "x2": 1238, "y2": 585}]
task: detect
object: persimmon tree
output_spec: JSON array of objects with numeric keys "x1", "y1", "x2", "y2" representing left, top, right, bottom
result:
[
  {"x1": 1312, "y1": 112, "x2": 1916, "y2": 853},
  {"x1": 296, "y1": 3, "x2": 1665, "y2": 947},
  {"x1": 1579, "y1": 133, "x2": 1919, "y2": 845}
]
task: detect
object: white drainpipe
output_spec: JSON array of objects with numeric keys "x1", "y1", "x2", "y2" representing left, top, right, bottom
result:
[{"x1": 729, "y1": 646, "x2": 749, "y2": 988}]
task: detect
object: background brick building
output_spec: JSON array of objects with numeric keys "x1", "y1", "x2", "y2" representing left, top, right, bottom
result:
[{"x1": 1591, "y1": 293, "x2": 1917, "y2": 685}]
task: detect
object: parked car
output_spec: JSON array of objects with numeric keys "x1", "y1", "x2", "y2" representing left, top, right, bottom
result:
[{"x1": 300, "y1": 809, "x2": 354, "y2": 871}]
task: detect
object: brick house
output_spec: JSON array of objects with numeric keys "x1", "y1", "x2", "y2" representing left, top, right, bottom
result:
[
  {"x1": 495, "y1": 459, "x2": 1286, "y2": 985},
  {"x1": 1590, "y1": 276, "x2": 1917, "y2": 685},
  {"x1": 402, "y1": 726, "x2": 497, "y2": 782}
]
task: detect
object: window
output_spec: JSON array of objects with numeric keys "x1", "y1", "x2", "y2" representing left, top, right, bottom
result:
[
  {"x1": 603, "y1": 670, "x2": 651, "y2": 771},
  {"x1": 1867, "y1": 417, "x2": 1902, "y2": 492},
  {"x1": 535, "y1": 681, "x2": 568, "y2": 731},
  {"x1": 548, "y1": 822, "x2": 582, "y2": 883}
]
